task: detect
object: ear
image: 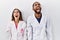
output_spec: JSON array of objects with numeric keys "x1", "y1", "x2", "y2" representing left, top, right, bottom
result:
[{"x1": 32, "y1": 7, "x2": 34, "y2": 11}]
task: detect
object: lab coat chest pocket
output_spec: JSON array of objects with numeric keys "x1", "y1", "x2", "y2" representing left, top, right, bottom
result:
[{"x1": 18, "y1": 26, "x2": 24, "y2": 37}]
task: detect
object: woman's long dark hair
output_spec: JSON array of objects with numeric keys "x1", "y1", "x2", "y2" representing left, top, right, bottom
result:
[{"x1": 12, "y1": 8, "x2": 23, "y2": 21}]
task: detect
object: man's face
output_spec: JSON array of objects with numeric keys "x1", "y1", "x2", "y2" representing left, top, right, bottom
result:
[{"x1": 33, "y1": 2, "x2": 41, "y2": 13}]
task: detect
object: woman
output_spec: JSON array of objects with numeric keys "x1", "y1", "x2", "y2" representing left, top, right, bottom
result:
[{"x1": 6, "y1": 8, "x2": 26, "y2": 40}]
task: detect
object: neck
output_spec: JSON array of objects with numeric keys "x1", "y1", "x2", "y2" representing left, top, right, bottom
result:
[
  {"x1": 35, "y1": 12, "x2": 42, "y2": 18},
  {"x1": 14, "y1": 19, "x2": 19, "y2": 24}
]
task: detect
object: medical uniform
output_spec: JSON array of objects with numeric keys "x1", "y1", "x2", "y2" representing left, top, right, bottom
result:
[
  {"x1": 6, "y1": 21, "x2": 27, "y2": 40},
  {"x1": 27, "y1": 14, "x2": 53, "y2": 40}
]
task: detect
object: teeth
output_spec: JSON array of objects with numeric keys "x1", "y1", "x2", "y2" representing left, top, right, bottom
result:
[{"x1": 37, "y1": 10, "x2": 40, "y2": 12}]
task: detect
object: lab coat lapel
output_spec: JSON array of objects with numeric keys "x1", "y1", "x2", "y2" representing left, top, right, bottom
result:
[
  {"x1": 12, "y1": 21, "x2": 18, "y2": 30},
  {"x1": 33, "y1": 14, "x2": 43, "y2": 25},
  {"x1": 33, "y1": 14, "x2": 39, "y2": 24}
]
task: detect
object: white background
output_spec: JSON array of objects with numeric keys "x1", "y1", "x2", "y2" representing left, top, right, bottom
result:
[{"x1": 0, "y1": 0, "x2": 60, "y2": 40}]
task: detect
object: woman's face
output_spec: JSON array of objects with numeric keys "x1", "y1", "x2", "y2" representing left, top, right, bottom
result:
[{"x1": 13, "y1": 10, "x2": 20, "y2": 20}]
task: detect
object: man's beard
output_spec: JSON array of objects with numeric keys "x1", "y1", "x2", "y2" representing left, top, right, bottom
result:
[{"x1": 34, "y1": 9, "x2": 41, "y2": 14}]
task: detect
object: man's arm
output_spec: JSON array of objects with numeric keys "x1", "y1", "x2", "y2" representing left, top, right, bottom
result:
[
  {"x1": 27, "y1": 16, "x2": 33, "y2": 40},
  {"x1": 46, "y1": 16, "x2": 53, "y2": 40}
]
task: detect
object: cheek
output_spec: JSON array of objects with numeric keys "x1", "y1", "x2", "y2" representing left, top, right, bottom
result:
[
  {"x1": 13, "y1": 13, "x2": 15, "y2": 17},
  {"x1": 18, "y1": 15, "x2": 20, "y2": 19},
  {"x1": 33, "y1": 7, "x2": 37, "y2": 10},
  {"x1": 18, "y1": 13, "x2": 20, "y2": 17},
  {"x1": 34, "y1": 7, "x2": 36, "y2": 9}
]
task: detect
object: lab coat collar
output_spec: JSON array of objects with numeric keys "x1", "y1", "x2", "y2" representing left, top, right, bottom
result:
[{"x1": 33, "y1": 13, "x2": 43, "y2": 24}]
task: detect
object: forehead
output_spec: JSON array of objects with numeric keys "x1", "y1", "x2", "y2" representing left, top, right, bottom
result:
[
  {"x1": 33, "y1": 2, "x2": 40, "y2": 5},
  {"x1": 14, "y1": 9, "x2": 19, "y2": 12}
]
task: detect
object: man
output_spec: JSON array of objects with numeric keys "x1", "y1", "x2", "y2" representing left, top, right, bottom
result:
[{"x1": 27, "y1": 1, "x2": 53, "y2": 40}]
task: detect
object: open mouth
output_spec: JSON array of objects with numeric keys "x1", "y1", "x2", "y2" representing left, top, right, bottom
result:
[
  {"x1": 15, "y1": 15, "x2": 18, "y2": 17},
  {"x1": 37, "y1": 9, "x2": 40, "y2": 11},
  {"x1": 36, "y1": 9, "x2": 40, "y2": 12}
]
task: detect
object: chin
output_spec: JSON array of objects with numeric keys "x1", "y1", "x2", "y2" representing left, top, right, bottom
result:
[{"x1": 34, "y1": 9, "x2": 41, "y2": 13}]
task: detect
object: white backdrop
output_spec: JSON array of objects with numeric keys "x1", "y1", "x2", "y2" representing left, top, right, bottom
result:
[{"x1": 0, "y1": 0, "x2": 60, "y2": 40}]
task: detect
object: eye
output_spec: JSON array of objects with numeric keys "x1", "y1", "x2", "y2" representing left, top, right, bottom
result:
[
  {"x1": 16, "y1": 11, "x2": 19, "y2": 13},
  {"x1": 38, "y1": 4, "x2": 40, "y2": 5},
  {"x1": 34, "y1": 3, "x2": 40, "y2": 6},
  {"x1": 34, "y1": 4, "x2": 37, "y2": 6}
]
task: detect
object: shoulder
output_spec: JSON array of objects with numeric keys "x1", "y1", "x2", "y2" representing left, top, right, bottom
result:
[
  {"x1": 43, "y1": 14, "x2": 52, "y2": 23},
  {"x1": 27, "y1": 15, "x2": 34, "y2": 21},
  {"x1": 27, "y1": 16, "x2": 32, "y2": 20},
  {"x1": 7, "y1": 21, "x2": 14, "y2": 25},
  {"x1": 19, "y1": 21, "x2": 26, "y2": 25},
  {"x1": 42, "y1": 13, "x2": 50, "y2": 20},
  {"x1": 19, "y1": 21, "x2": 26, "y2": 28},
  {"x1": 6, "y1": 21, "x2": 14, "y2": 29}
]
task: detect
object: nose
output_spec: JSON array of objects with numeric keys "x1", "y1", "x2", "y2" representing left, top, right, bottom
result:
[
  {"x1": 36, "y1": 4, "x2": 40, "y2": 7},
  {"x1": 37, "y1": 4, "x2": 39, "y2": 6}
]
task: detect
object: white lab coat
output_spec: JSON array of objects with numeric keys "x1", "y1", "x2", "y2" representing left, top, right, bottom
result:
[
  {"x1": 27, "y1": 14, "x2": 53, "y2": 40},
  {"x1": 6, "y1": 21, "x2": 27, "y2": 40}
]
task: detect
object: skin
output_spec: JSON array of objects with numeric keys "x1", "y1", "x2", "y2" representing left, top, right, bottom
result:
[
  {"x1": 13, "y1": 9, "x2": 20, "y2": 25},
  {"x1": 33, "y1": 2, "x2": 42, "y2": 18}
]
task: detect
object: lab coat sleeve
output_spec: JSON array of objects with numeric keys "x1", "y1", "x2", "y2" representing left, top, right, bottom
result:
[
  {"x1": 23, "y1": 22, "x2": 27, "y2": 40},
  {"x1": 6, "y1": 23, "x2": 12, "y2": 40},
  {"x1": 27, "y1": 17, "x2": 33, "y2": 40},
  {"x1": 46, "y1": 16, "x2": 53, "y2": 40}
]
